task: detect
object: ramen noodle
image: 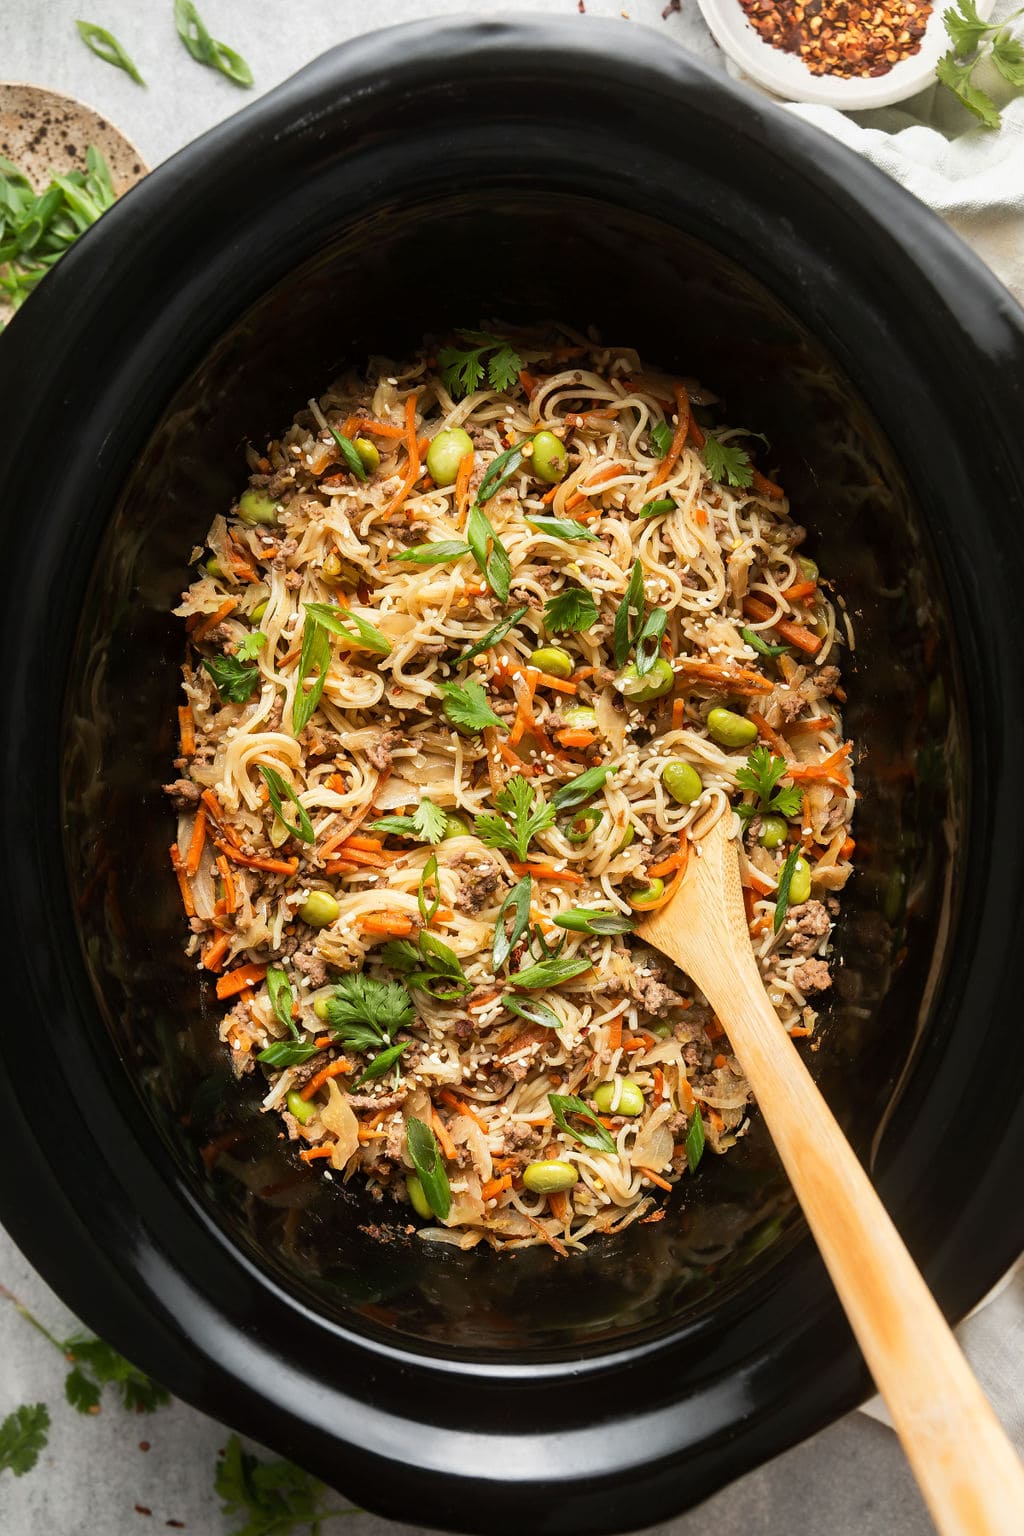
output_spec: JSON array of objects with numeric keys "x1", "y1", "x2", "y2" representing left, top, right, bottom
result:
[{"x1": 166, "y1": 330, "x2": 854, "y2": 1252}]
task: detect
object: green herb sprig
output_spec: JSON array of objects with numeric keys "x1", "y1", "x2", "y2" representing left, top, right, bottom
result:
[
  {"x1": 702, "y1": 432, "x2": 754, "y2": 489},
  {"x1": 2, "y1": 1290, "x2": 169, "y2": 1416},
  {"x1": 257, "y1": 764, "x2": 315, "y2": 843},
  {"x1": 937, "y1": 0, "x2": 1024, "y2": 126},
  {"x1": 734, "y1": 746, "x2": 802, "y2": 823},
  {"x1": 474, "y1": 774, "x2": 555, "y2": 862},
  {"x1": 548, "y1": 1092, "x2": 617, "y2": 1153},
  {"x1": 0, "y1": 1404, "x2": 49, "y2": 1478},
  {"x1": 440, "y1": 678, "x2": 505, "y2": 734},
  {"x1": 544, "y1": 587, "x2": 599, "y2": 634},
  {"x1": 371, "y1": 796, "x2": 448, "y2": 845},
  {"x1": 203, "y1": 652, "x2": 261, "y2": 703},
  {"x1": 216, "y1": 1434, "x2": 359, "y2": 1535},
  {"x1": 439, "y1": 329, "x2": 523, "y2": 399}
]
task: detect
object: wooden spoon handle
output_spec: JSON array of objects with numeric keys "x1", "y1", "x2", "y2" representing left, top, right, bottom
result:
[{"x1": 704, "y1": 951, "x2": 1024, "y2": 1534}]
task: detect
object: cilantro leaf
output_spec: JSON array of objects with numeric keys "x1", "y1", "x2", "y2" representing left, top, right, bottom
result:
[
  {"x1": 488, "y1": 342, "x2": 522, "y2": 393},
  {"x1": 935, "y1": 51, "x2": 1001, "y2": 125},
  {"x1": 703, "y1": 432, "x2": 754, "y2": 488},
  {"x1": 395, "y1": 539, "x2": 472, "y2": 567},
  {"x1": 65, "y1": 1367, "x2": 101, "y2": 1414},
  {"x1": 0, "y1": 1403, "x2": 49, "y2": 1477},
  {"x1": 544, "y1": 587, "x2": 599, "y2": 634},
  {"x1": 466, "y1": 503, "x2": 512, "y2": 602},
  {"x1": 440, "y1": 678, "x2": 505, "y2": 734},
  {"x1": 525, "y1": 516, "x2": 599, "y2": 541},
  {"x1": 735, "y1": 745, "x2": 803, "y2": 822},
  {"x1": 992, "y1": 29, "x2": 1024, "y2": 85},
  {"x1": 409, "y1": 930, "x2": 471, "y2": 1001},
  {"x1": 942, "y1": 0, "x2": 994, "y2": 52},
  {"x1": 371, "y1": 797, "x2": 448, "y2": 845},
  {"x1": 549, "y1": 1092, "x2": 617, "y2": 1153},
  {"x1": 61, "y1": 1336, "x2": 170, "y2": 1415},
  {"x1": 236, "y1": 630, "x2": 266, "y2": 662},
  {"x1": 439, "y1": 331, "x2": 524, "y2": 400},
  {"x1": 379, "y1": 938, "x2": 421, "y2": 972},
  {"x1": 203, "y1": 653, "x2": 260, "y2": 704},
  {"x1": 257, "y1": 763, "x2": 315, "y2": 844},
  {"x1": 215, "y1": 1434, "x2": 355, "y2": 1535},
  {"x1": 649, "y1": 421, "x2": 673, "y2": 458},
  {"x1": 324, "y1": 973, "x2": 414, "y2": 1048},
  {"x1": 474, "y1": 774, "x2": 555, "y2": 862}
]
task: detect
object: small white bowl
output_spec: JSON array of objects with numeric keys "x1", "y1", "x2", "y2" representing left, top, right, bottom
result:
[{"x1": 696, "y1": 0, "x2": 995, "y2": 108}]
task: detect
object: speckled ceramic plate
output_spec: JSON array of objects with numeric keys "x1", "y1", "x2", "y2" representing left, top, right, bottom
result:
[
  {"x1": 697, "y1": 0, "x2": 996, "y2": 107},
  {"x1": 0, "y1": 82, "x2": 148, "y2": 324}
]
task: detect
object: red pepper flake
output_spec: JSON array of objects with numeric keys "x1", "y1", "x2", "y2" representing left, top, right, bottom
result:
[
  {"x1": 134, "y1": 1508, "x2": 152, "y2": 1518},
  {"x1": 139, "y1": 1440, "x2": 151, "y2": 1452},
  {"x1": 736, "y1": 0, "x2": 932, "y2": 77}
]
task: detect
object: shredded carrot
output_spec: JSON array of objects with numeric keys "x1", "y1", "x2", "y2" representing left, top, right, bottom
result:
[
  {"x1": 674, "y1": 657, "x2": 773, "y2": 695},
  {"x1": 581, "y1": 462, "x2": 629, "y2": 493},
  {"x1": 607, "y1": 1011, "x2": 624, "y2": 1054},
  {"x1": 752, "y1": 468, "x2": 785, "y2": 501},
  {"x1": 743, "y1": 595, "x2": 822, "y2": 657},
  {"x1": 540, "y1": 481, "x2": 561, "y2": 504},
  {"x1": 341, "y1": 834, "x2": 384, "y2": 852},
  {"x1": 215, "y1": 854, "x2": 237, "y2": 914},
  {"x1": 183, "y1": 805, "x2": 208, "y2": 877},
  {"x1": 637, "y1": 1166, "x2": 673, "y2": 1192},
  {"x1": 695, "y1": 506, "x2": 708, "y2": 526},
  {"x1": 439, "y1": 1089, "x2": 489, "y2": 1132},
  {"x1": 707, "y1": 1105, "x2": 725, "y2": 1133},
  {"x1": 480, "y1": 1174, "x2": 512, "y2": 1203},
  {"x1": 705, "y1": 1017, "x2": 726, "y2": 1041},
  {"x1": 789, "y1": 1025, "x2": 812, "y2": 1038},
  {"x1": 622, "y1": 1035, "x2": 650, "y2": 1053},
  {"x1": 467, "y1": 991, "x2": 500, "y2": 1012},
  {"x1": 840, "y1": 836, "x2": 856, "y2": 859},
  {"x1": 491, "y1": 1155, "x2": 519, "y2": 1172},
  {"x1": 455, "y1": 449, "x2": 475, "y2": 525},
  {"x1": 652, "y1": 1066, "x2": 665, "y2": 1099},
  {"x1": 358, "y1": 914, "x2": 414, "y2": 937},
  {"x1": 527, "y1": 669, "x2": 578, "y2": 695},
  {"x1": 299, "y1": 1145, "x2": 335, "y2": 1163},
  {"x1": 482, "y1": 727, "x2": 506, "y2": 798},
  {"x1": 782, "y1": 715, "x2": 834, "y2": 735},
  {"x1": 554, "y1": 728, "x2": 595, "y2": 749},
  {"x1": 786, "y1": 742, "x2": 852, "y2": 790},
  {"x1": 299, "y1": 1059, "x2": 353, "y2": 1100},
  {"x1": 509, "y1": 862, "x2": 585, "y2": 883},
  {"x1": 381, "y1": 393, "x2": 421, "y2": 518},
  {"x1": 314, "y1": 1036, "x2": 332, "y2": 1049},
  {"x1": 215, "y1": 963, "x2": 267, "y2": 1000},
  {"x1": 649, "y1": 383, "x2": 692, "y2": 489},
  {"x1": 341, "y1": 414, "x2": 405, "y2": 439},
  {"x1": 200, "y1": 790, "x2": 240, "y2": 846},
  {"x1": 357, "y1": 1126, "x2": 388, "y2": 1142},
  {"x1": 495, "y1": 739, "x2": 534, "y2": 774},
  {"x1": 518, "y1": 369, "x2": 539, "y2": 397},
  {"x1": 214, "y1": 841, "x2": 298, "y2": 876},
  {"x1": 671, "y1": 697, "x2": 685, "y2": 731},
  {"x1": 713, "y1": 1052, "x2": 728, "y2": 1069},
  {"x1": 201, "y1": 932, "x2": 230, "y2": 973},
  {"x1": 744, "y1": 866, "x2": 776, "y2": 897},
  {"x1": 782, "y1": 580, "x2": 817, "y2": 603},
  {"x1": 629, "y1": 851, "x2": 688, "y2": 911},
  {"x1": 748, "y1": 711, "x2": 792, "y2": 759},
  {"x1": 169, "y1": 845, "x2": 196, "y2": 918},
  {"x1": 326, "y1": 771, "x2": 347, "y2": 793},
  {"x1": 548, "y1": 1190, "x2": 569, "y2": 1224},
  {"x1": 191, "y1": 598, "x2": 237, "y2": 642},
  {"x1": 328, "y1": 846, "x2": 391, "y2": 869},
  {"x1": 524, "y1": 1213, "x2": 569, "y2": 1257},
  {"x1": 178, "y1": 704, "x2": 195, "y2": 758},
  {"x1": 431, "y1": 1110, "x2": 457, "y2": 1162}
]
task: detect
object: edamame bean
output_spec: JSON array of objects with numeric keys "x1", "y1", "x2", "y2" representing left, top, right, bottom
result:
[
  {"x1": 707, "y1": 706, "x2": 758, "y2": 748},
  {"x1": 251, "y1": 600, "x2": 268, "y2": 622},
  {"x1": 406, "y1": 1173, "x2": 433, "y2": 1218},
  {"x1": 663, "y1": 761, "x2": 703, "y2": 805},
  {"x1": 442, "y1": 812, "x2": 472, "y2": 839},
  {"x1": 629, "y1": 877, "x2": 665, "y2": 907},
  {"x1": 522, "y1": 1160, "x2": 579, "y2": 1194},
  {"x1": 531, "y1": 430, "x2": 568, "y2": 484},
  {"x1": 238, "y1": 489, "x2": 279, "y2": 525},
  {"x1": 286, "y1": 1090, "x2": 316, "y2": 1125},
  {"x1": 322, "y1": 552, "x2": 344, "y2": 583},
  {"x1": 759, "y1": 814, "x2": 788, "y2": 849},
  {"x1": 788, "y1": 855, "x2": 811, "y2": 906},
  {"x1": 798, "y1": 556, "x2": 819, "y2": 581},
  {"x1": 354, "y1": 437, "x2": 380, "y2": 472},
  {"x1": 616, "y1": 657, "x2": 675, "y2": 702},
  {"x1": 592, "y1": 1078, "x2": 644, "y2": 1116},
  {"x1": 563, "y1": 705, "x2": 598, "y2": 729},
  {"x1": 426, "y1": 427, "x2": 474, "y2": 486},
  {"x1": 530, "y1": 645, "x2": 574, "y2": 678},
  {"x1": 313, "y1": 996, "x2": 330, "y2": 1021},
  {"x1": 205, "y1": 556, "x2": 223, "y2": 578},
  {"x1": 299, "y1": 891, "x2": 340, "y2": 928}
]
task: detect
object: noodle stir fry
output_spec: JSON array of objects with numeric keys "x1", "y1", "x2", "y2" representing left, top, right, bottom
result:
[{"x1": 167, "y1": 331, "x2": 854, "y2": 1251}]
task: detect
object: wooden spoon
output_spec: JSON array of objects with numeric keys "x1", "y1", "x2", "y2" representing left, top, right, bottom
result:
[{"x1": 637, "y1": 815, "x2": 1024, "y2": 1535}]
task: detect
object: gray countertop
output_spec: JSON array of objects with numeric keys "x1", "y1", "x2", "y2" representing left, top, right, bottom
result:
[{"x1": 0, "y1": 2, "x2": 1010, "y2": 1531}]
